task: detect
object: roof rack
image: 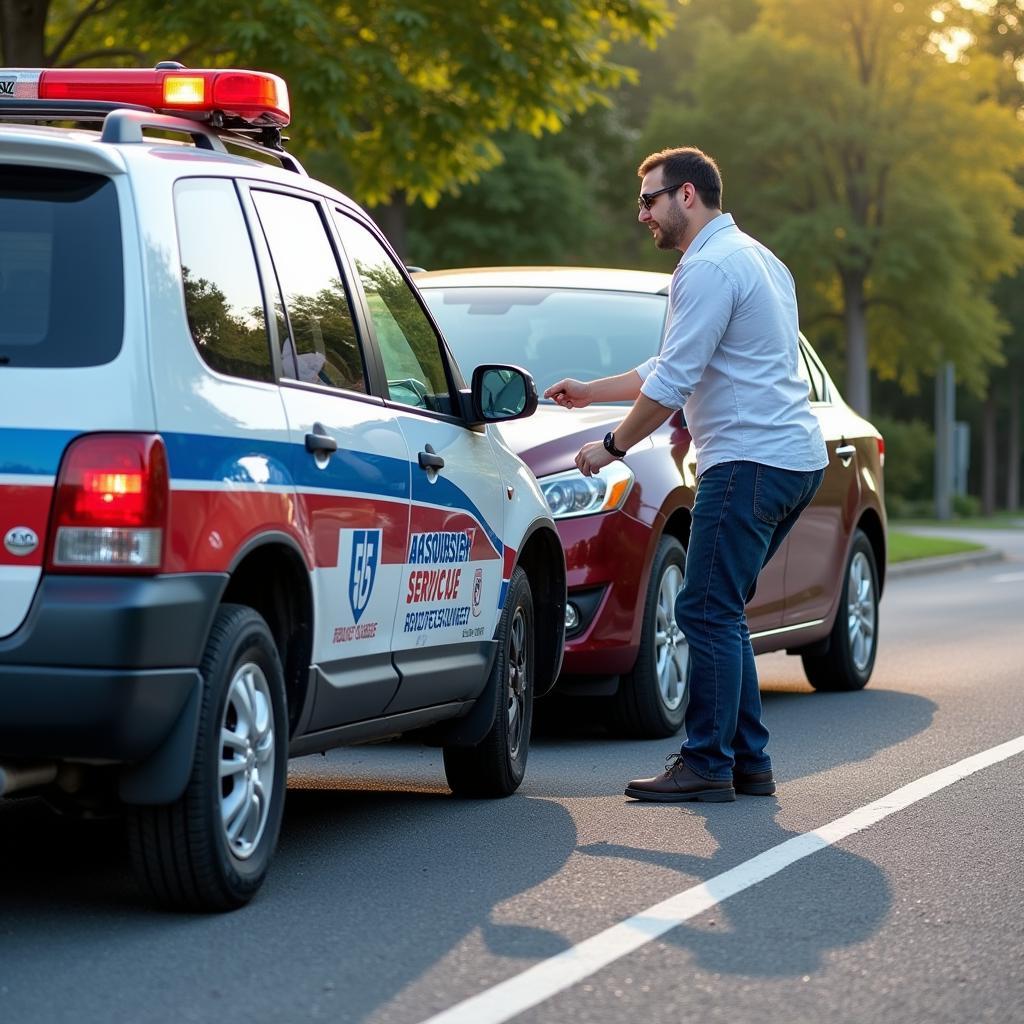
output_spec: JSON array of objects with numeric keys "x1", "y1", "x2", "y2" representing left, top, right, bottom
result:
[{"x1": 0, "y1": 99, "x2": 305, "y2": 175}]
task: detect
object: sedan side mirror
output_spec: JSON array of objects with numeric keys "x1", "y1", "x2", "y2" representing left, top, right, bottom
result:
[{"x1": 461, "y1": 364, "x2": 539, "y2": 426}]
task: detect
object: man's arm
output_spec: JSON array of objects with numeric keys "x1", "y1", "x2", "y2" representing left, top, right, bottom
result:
[
  {"x1": 544, "y1": 369, "x2": 643, "y2": 409},
  {"x1": 574, "y1": 393, "x2": 672, "y2": 477}
]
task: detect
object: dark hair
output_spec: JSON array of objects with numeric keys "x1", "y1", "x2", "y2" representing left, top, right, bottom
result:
[{"x1": 638, "y1": 147, "x2": 722, "y2": 209}]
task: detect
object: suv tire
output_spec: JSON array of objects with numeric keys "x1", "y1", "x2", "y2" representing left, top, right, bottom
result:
[
  {"x1": 612, "y1": 535, "x2": 688, "y2": 738},
  {"x1": 128, "y1": 604, "x2": 288, "y2": 911},
  {"x1": 444, "y1": 566, "x2": 534, "y2": 797},
  {"x1": 802, "y1": 529, "x2": 879, "y2": 692}
]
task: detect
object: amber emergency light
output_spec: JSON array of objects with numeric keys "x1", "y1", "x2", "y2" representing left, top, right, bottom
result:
[{"x1": 4, "y1": 67, "x2": 290, "y2": 127}]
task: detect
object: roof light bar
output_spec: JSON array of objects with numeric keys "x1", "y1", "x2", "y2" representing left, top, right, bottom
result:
[{"x1": 0, "y1": 67, "x2": 290, "y2": 127}]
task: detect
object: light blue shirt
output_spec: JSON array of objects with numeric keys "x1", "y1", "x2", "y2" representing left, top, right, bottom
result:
[{"x1": 636, "y1": 213, "x2": 828, "y2": 477}]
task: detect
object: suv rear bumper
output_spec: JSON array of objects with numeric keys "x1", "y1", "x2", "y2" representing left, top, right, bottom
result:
[{"x1": 0, "y1": 573, "x2": 225, "y2": 764}]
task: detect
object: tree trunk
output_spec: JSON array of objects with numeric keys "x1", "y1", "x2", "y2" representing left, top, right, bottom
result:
[
  {"x1": 841, "y1": 271, "x2": 870, "y2": 417},
  {"x1": 374, "y1": 196, "x2": 408, "y2": 264},
  {"x1": 1007, "y1": 365, "x2": 1021, "y2": 513},
  {"x1": 982, "y1": 385, "x2": 998, "y2": 516},
  {"x1": 0, "y1": 0, "x2": 49, "y2": 65}
]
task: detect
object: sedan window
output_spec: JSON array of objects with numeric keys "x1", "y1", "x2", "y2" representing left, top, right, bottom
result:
[{"x1": 423, "y1": 287, "x2": 668, "y2": 404}]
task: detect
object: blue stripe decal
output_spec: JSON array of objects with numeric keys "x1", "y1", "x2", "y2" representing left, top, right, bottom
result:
[
  {"x1": 498, "y1": 581, "x2": 509, "y2": 610},
  {"x1": 0, "y1": 429, "x2": 503, "y2": 555},
  {"x1": 0, "y1": 428, "x2": 79, "y2": 476},
  {"x1": 162, "y1": 432, "x2": 410, "y2": 501}
]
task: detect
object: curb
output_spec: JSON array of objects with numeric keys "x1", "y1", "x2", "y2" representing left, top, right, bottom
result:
[{"x1": 888, "y1": 548, "x2": 1005, "y2": 579}]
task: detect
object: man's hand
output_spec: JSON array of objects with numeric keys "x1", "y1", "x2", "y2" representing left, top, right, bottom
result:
[
  {"x1": 575, "y1": 440, "x2": 615, "y2": 477},
  {"x1": 544, "y1": 378, "x2": 592, "y2": 409}
]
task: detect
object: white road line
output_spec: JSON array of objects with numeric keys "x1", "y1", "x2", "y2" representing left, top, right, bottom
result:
[
  {"x1": 418, "y1": 734, "x2": 1024, "y2": 1024},
  {"x1": 992, "y1": 572, "x2": 1024, "y2": 584}
]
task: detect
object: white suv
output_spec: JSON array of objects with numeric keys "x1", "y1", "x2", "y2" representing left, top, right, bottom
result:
[{"x1": 0, "y1": 65, "x2": 565, "y2": 911}]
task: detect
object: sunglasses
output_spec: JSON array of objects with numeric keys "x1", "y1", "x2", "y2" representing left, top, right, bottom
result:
[{"x1": 638, "y1": 181, "x2": 685, "y2": 211}]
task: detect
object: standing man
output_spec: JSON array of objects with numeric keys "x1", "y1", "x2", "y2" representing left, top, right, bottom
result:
[{"x1": 545, "y1": 147, "x2": 828, "y2": 802}]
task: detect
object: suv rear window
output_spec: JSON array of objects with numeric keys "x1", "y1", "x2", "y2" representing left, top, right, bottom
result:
[{"x1": 0, "y1": 167, "x2": 124, "y2": 368}]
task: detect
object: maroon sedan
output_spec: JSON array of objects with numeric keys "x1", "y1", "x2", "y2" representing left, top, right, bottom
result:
[{"x1": 416, "y1": 268, "x2": 887, "y2": 738}]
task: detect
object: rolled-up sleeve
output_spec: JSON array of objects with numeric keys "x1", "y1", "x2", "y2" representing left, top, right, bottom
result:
[{"x1": 638, "y1": 259, "x2": 735, "y2": 410}]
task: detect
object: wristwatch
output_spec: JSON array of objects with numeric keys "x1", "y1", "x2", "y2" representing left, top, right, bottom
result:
[{"x1": 603, "y1": 431, "x2": 627, "y2": 459}]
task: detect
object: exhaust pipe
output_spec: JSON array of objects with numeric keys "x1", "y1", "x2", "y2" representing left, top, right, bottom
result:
[{"x1": 0, "y1": 763, "x2": 58, "y2": 796}]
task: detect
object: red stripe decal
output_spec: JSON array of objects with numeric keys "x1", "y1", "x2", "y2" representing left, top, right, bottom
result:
[
  {"x1": 0, "y1": 484, "x2": 52, "y2": 566},
  {"x1": 503, "y1": 544, "x2": 517, "y2": 579}
]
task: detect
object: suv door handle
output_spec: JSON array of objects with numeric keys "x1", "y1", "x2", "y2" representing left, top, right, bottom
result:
[
  {"x1": 418, "y1": 445, "x2": 445, "y2": 471},
  {"x1": 835, "y1": 444, "x2": 856, "y2": 463},
  {"x1": 305, "y1": 423, "x2": 338, "y2": 454}
]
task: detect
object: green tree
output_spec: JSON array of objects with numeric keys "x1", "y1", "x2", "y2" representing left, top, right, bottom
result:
[
  {"x1": 1, "y1": 0, "x2": 669, "y2": 254},
  {"x1": 639, "y1": 0, "x2": 1024, "y2": 416},
  {"x1": 966, "y1": 0, "x2": 1024, "y2": 512}
]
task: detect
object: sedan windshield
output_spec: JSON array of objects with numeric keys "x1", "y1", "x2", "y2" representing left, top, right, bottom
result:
[{"x1": 422, "y1": 287, "x2": 668, "y2": 404}]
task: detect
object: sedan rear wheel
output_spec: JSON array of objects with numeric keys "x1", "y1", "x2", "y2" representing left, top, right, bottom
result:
[{"x1": 802, "y1": 529, "x2": 879, "y2": 691}]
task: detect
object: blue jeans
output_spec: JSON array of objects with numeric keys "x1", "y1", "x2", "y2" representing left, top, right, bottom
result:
[{"x1": 676, "y1": 461, "x2": 824, "y2": 780}]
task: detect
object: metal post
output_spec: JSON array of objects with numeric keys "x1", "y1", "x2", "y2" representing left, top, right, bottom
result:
[{"x1": 934, "y1": 362, "x2": 955, "y2": 520}]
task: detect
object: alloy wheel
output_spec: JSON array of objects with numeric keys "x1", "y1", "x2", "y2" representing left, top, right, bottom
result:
[
  {"x1": 219, "y1": 661, "x2": 276, "y2": 860},
  {"x1": 846, "y1": 551, "x2": 876, "y2": 673},
  {"x1": 507, "y1": 606, "x2": 529, "y2": 760},
  {"x1": 654, "y1": 563, "x2": 688, "y2": 711}
]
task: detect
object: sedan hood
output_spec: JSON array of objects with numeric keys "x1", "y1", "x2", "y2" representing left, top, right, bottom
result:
[{"x1": 496, "y1": 404, "x2": 623, "y2": 479}]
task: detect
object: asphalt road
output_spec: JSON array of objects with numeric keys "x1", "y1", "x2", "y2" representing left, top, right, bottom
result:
[{"x1": 2, "y1": 527, "x2": 1022, "y2": 1024}]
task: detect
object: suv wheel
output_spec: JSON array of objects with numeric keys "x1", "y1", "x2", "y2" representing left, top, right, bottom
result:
[
  {"x1": 444, "y1": 566, "x2": 534, "y2": 797},
  {"x1": 613, "y1": 535, "x2": 688, "y2": 738},
  {"x1": 802, "y1": 529, "x2": 879, "y2": 691},
  {"x1": 128, "y1": 604, "x2": 288, "y2": 911}
]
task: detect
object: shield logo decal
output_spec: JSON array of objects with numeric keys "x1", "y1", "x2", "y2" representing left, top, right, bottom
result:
[{"x1": 349, "y1": 529, "x2": 381, "y2": 623}]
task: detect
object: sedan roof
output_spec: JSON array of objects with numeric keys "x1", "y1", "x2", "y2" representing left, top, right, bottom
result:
[{"x1": 412, "y1": 265, "x2": 672, "y2": 295}]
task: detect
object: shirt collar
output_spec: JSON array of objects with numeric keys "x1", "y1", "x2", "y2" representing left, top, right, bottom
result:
[{"x1": 680, "y1": 212, "x2": 735, "y2": 264}]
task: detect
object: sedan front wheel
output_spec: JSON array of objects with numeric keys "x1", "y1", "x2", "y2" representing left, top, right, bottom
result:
[{"x1": 612, "y1": 535, "x2": 688, "y2": 738}]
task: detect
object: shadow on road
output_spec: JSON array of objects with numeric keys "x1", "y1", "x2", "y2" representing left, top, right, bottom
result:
[
  {"x1": 0, "y1": 786, "x2": 578, "y2": 1024},
  {"x1": 0, "y1": 687, "x2": 933, "y2": 1022},
  {"x1": 527, "y1": 687, "x2": 938, "y2": 799},
  {"x1": 580, "y1": 798, "x2": 890, "y2": 978}
]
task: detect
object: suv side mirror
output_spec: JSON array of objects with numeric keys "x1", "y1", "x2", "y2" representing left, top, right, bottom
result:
[{"x1": 461, "y1": 364, "x2": 538, "y2": 426}]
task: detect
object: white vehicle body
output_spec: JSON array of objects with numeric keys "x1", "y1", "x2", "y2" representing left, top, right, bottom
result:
[{"x1": 0, "y1": 69, "x2": 564, "y2": 910}]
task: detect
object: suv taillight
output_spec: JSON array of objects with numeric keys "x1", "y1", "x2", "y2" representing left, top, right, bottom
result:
[
  {"x1": 877, "y1": 436, "x2": 885, "y2": 468},
  {"x1": 48, "y1": 434, "x2": 168, "y2": 573}
]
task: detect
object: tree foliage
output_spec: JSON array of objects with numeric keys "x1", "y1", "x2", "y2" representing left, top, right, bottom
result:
[
  {"x1": 638, "y1": 0, "x2": 1024, "y2": 411},
  {"x1": 0, "y1": 0, "x2": 669, "y2": 207}
]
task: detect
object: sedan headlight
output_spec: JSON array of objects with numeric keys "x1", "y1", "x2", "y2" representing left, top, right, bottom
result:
[{"x1": 539, "y1": 461, "x2": 635, "y2": 519}]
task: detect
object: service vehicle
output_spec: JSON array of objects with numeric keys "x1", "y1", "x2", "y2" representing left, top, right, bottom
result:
[
  {"x1": 417, "y1": 267, "x2": 886, "y2": 738},
  {"x1": 0, "y1": 67, "x2": 565, "y2": 911}
]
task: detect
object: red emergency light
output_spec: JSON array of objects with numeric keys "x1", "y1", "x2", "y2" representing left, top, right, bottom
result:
[{"x1": 20, "y1": 67, "x2": 290, "y2": 127}]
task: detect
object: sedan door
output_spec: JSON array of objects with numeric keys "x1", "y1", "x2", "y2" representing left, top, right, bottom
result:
[{"x1": 781, "y1": 338, "x2": 860, "y2": 627}]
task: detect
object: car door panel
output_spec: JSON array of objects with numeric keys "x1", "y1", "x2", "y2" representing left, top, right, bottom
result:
[
  {"x1": 247, "y1": 187, "x2": 412, "y2": 727},
  {"x1": 331, "y1": 210, "x2": 506, "y2": 711},
  {"x1": 387, "y1": 412, "x2": 505, "y2": 711},
  {"x1": 782, "y1": 344, "x2": 859, "y2": 626}
]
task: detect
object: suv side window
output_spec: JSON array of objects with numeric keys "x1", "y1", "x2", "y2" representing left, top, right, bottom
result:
[
  {"x1": 174, "y1": 179, "x2": 273, "y2": 382},
  {"x1": 332, "y1": 212, "x2": 453, "y2": 414},
  {"x1": 251, "y1": 191, "x2": 367, "y2": 394}
]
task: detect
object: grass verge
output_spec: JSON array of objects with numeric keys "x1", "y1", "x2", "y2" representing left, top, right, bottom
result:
[{"x1": 888, "y1": 531, "x2": 986, "y2": 563}]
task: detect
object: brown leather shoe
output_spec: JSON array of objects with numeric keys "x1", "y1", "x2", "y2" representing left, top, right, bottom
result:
[
  {"x1": 625, "y1": 753, "x2": 736, "y2": 802},
  {"x1": 733, "y1": 768, "x2": 776, "y2": 796}
]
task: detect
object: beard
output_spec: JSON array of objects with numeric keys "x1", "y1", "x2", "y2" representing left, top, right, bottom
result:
[{"x1": 652, "y1": 204, "x2": 688, "y2": 250}]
